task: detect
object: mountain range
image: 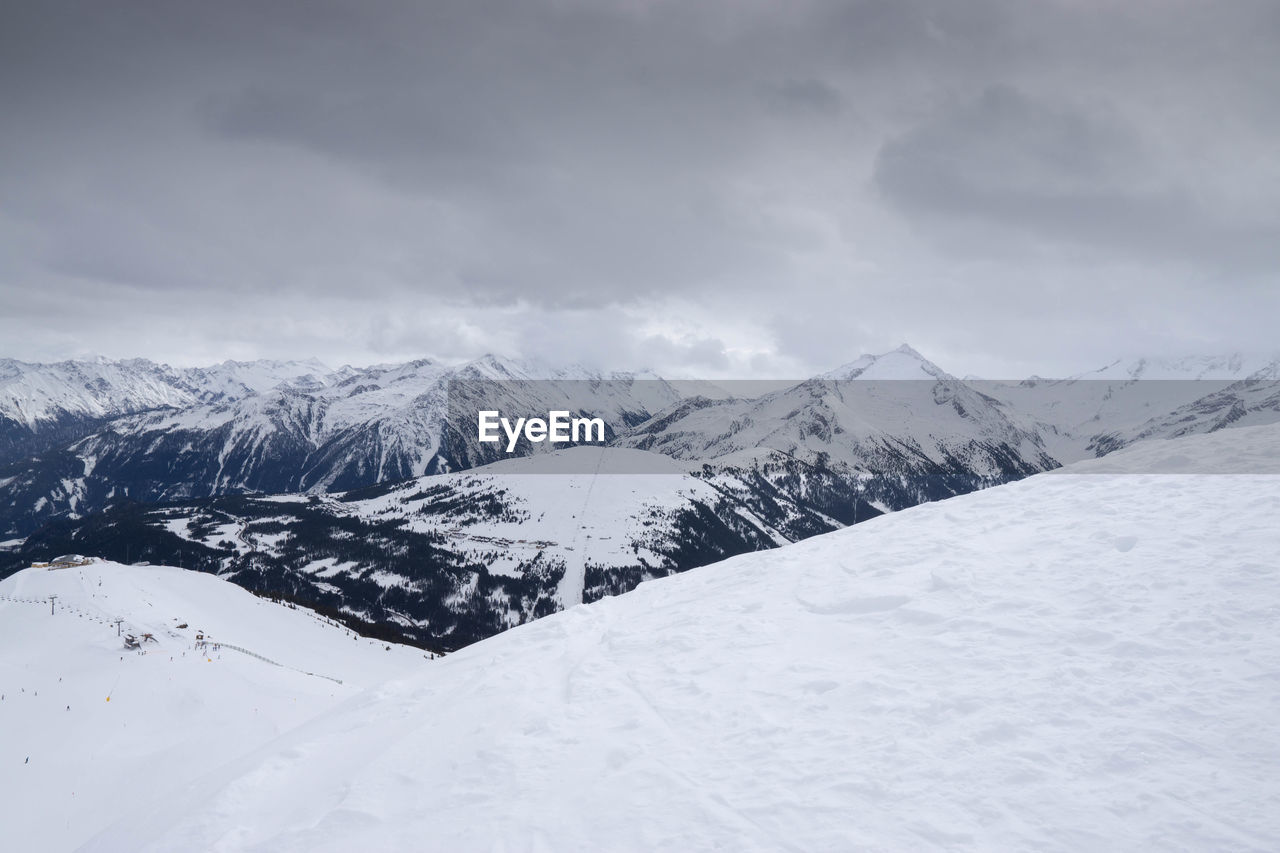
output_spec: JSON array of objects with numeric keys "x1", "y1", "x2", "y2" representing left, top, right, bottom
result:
[{"x1": 3, "y1": 345, "x2": 1279, "y2": 649}]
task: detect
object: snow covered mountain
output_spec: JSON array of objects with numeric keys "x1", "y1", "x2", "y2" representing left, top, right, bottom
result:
[
  {"x1": 9, "y1": 346, "x2": 1279, "y2": 544},
  {"x1": 0, "y1": 558, "x2": 427, "y2": 852},
  {"x1": 1087, "y1": 363, "x2": 1280, "y2": 455},
  {"x1": 0, "y1": 356, "x2": 335, "y2": 431},
  {"x1": 619, "y1": 357, "x2": 1060, "y2": 517},
  {"x1": 0, "y1": 355, "x2": 684, "y2": 536},
  {"x1": 978, "y1": 355, "x2": 1280, "y2": 461},
  {"x1": 0, "y1": 356, "x2": 335, "y2": 466},
  {"x1": 634, "y1": 344, "x2": 1063, "y2": 510},
  {"x1": 1072, "y1": 352, "x2": 1275, "y2": 381},
  {"x1": 21, "y1": 423, "x2": 1277, "y2": 852},
  {"x1": 5, "y1": 346, "x2": 1009, "y2": 538},
  {"x1": 820, "y1": 342, "x2": 954, "y2": 380}
]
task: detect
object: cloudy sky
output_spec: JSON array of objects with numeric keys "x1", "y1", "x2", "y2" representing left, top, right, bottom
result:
[{"x1": 2, "y1": 0, "x2": 1277, "y2": 377}]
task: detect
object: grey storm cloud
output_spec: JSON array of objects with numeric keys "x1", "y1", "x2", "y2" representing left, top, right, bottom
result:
[
  {"x1": 1, "y1": 0, "x2": 1277, "y2": 375},
  {"x1": 873, "y1": 85, "x2": 1280, "y2": 275}
]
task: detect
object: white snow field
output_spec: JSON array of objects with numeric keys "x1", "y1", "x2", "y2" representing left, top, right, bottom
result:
[
  {"x1": 0, "y1": 562, "x2": 427, "y2": 852},
  {"x1": 48, "y1": 424, "x2": 1277, "y2": 852}
]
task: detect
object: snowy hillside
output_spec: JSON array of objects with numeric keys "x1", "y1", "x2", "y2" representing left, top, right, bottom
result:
[
  {"x1": 73, "y1": 424, "x2": 1280, "y2": 852},
  {"x1": 0, "y1": 559, "x2": 426, "y2": 852},
  {"x1": 343, "y1": 447, "x2": 790, "y2": 609}
]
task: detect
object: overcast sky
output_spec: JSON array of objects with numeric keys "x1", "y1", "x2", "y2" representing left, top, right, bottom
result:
[{"x1": 1, "y1": 0, "x2": 1277, "y2": 377}]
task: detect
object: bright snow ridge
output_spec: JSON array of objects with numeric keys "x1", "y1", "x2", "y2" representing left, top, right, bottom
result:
[{"x1": 79, "y1": 425, "x2": 1280, "y2": 852}]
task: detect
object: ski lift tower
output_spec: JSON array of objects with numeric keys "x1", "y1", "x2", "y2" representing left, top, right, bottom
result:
[
  {"x1": 113, "y1": 618, "x2": 124, "y2": 637},
  {"x1": 48, "y1": 594, "x2": 57, "y2": 615}
]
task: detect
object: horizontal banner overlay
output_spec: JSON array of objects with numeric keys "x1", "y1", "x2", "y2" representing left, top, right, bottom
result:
[{"x1": 442, "y1": 378, "x2": 1280, "y2": 475}]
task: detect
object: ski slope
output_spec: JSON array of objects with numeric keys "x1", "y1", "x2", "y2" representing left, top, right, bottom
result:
[
  {"x1": 0, "y1": 561, "x2": 427, "y2": 852},
  {"x1": 75, "y1": 424, "x2": 1280, "y2": 852}
]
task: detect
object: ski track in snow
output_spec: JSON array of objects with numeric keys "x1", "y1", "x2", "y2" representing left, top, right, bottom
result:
[{"x1": 52, "y1": 425, "x2": 1280, "y2": 852}]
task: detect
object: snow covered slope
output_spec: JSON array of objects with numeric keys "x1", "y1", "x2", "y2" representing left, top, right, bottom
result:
[
  {"x1": 82, "y1": 424, "x2": 1280, "y2": 852},
  {"x1": 331, "y1": 446, "x2": 858, "y2": 610},
  {"x1": 342, "y1": 447, "x2": 787, "y2": 610},
  {"x1": 0, "y1": 560, "x2": 426, "y2": 852}
]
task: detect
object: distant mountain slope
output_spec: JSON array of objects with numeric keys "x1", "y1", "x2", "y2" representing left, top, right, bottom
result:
[
  {"x1": 1087, "y1": 364, "x2": 1280, "y2": 455},
  {"x1": 619, "y1": 369, "x2": 1059, "y2": 499},
  {"x1": 79, "y1": 423, "x2": 1280, "y2": 853},
  {"x1": 0, "y1": 356, "x2": 334, "y2": 466},
  {"x1": 980, "y1": 356, "x2": 1280, "y2": 461},
  {"x1": 1072, "y1": 353, "x2": 1274, "y2": 381},
  {"x1": 0, "y1": 356, "x2": 683, "y2": 536},
  {"x1": 0, "y1": 559, "x2": 425, "y2": 853}
]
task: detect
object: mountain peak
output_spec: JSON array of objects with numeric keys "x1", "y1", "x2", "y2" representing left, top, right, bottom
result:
[{"x1": 822, "y1": 344, "x2": 950, "y2": 381}]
